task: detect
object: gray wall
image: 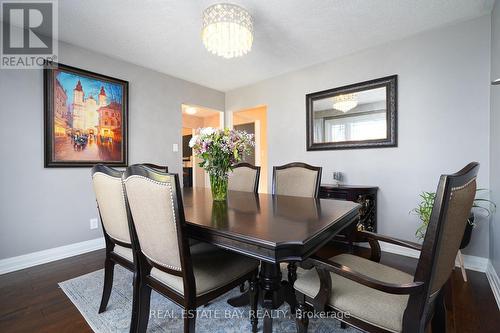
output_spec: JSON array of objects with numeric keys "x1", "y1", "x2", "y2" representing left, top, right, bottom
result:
[
  {"x1": 0, "y1": 41, "x2": 224, "y2": 259},
  {"x1": 490, "y1": 0, "x2": 500, "y2": 275},
  {"x1": 226, "y1": 16, "x2": 492, "y2": 258}
]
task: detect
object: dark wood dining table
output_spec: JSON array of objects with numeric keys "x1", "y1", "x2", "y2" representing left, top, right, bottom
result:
[{"x1": 182, "y1": 188, "x2": 360, "y2": 332}]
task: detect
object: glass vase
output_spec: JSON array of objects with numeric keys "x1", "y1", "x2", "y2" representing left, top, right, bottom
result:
[{"x1": 209, "y1": 174, "x2": 228, "y2": 201}]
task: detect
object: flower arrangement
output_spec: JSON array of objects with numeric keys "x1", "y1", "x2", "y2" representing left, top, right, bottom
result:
[{"x1": 189, "y1": 127, "x2": 254, "y2": 200}]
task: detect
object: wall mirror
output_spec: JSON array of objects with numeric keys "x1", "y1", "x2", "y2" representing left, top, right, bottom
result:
[{"x1": 306, "y1": 75, "x2": 397, "y2": 150}]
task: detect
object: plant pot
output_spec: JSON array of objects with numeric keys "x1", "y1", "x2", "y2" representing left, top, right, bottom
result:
[{"x1": 460, "y1": 214, "x2": 474, "y2": 250}]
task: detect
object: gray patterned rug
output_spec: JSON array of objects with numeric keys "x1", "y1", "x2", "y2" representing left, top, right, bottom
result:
[{"x1": 59, "y1": 265, "x2": 359, "y2": 332}]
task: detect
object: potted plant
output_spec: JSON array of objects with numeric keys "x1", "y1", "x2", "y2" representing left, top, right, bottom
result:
[
  {"x1": 189, "y1": 127, "x2": 254, "y2": 201},
  {"x1": 410, "y1": 189, "x2": 496, "y2": 248}
]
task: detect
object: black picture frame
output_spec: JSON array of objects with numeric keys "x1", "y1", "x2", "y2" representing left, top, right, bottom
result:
[
  {"x1": 44, "y1": 62, "x2": 128, "y2": 167},
  {"x1": 306, "y1": 75, "x2": 397, "y2": 151}
]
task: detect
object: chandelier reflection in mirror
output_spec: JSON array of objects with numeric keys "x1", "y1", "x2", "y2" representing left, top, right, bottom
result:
[
  {"x1": 202, "y1": 3, "x2": 253, "y2": 59},
  {"x1": 333, "y1": 93, "x2": 358, "y2": 112}
]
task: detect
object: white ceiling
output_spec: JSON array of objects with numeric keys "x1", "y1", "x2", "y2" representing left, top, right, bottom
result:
[{"x1": 58, "y1": 0, "x2": 494, "y2": 92}]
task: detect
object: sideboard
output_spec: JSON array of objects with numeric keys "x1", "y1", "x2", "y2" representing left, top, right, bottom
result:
[{"x1": 319, "y1": 185, "x2": 378, "y2": 233}]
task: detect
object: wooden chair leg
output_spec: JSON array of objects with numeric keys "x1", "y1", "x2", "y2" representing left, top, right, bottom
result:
[
  {"x1": 98, "y1": 257, "x2": 115, "y2": 313},
  {"x1": 431, "y1": 291, "x2": 446, "y2": 333},
  {"x1": 184, "y1": 309, "x2": 196, "y2": 333},
  {"x1": 288, "y1": 262, "x2": 297, "y2": 285},
  {"x1": 457, "y1": 250, "x2": 467, "y2": 282},
  {"x1": 249, "y1": 273, "x2": 259, "y2": 333},
  {"x1": 129, "y1": 272, "x2": 140, "y2": 333},
  {"x1": 295, "y1": 292, "x2": 309, "y2": 333},
  {"x1": 137, "y1": 283, "x2": 152, "y2": 333}
]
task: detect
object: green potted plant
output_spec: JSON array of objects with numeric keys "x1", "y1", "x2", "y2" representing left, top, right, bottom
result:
[
  {"x1": 410, "y1": 191, "x2": 436, "y2": 241},
  {"x1": 410, "y1": 189, "x2": 496, "y2": 248}
]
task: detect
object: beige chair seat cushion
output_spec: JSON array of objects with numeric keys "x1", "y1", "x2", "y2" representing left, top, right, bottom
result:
[
  {"x1": 113, "y1": 244, "x2": 133, "y2": 262},
  {"x1": 294, "y1": 254, "x2": 413, "y2": 333},
  {"x1": 151, "y1": 248, "x2": 259, "y2": 297}
]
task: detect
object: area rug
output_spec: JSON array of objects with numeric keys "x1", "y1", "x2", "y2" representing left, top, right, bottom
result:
[{"x1": 59, "y1": 265, "x2": 359, "y2": 332}]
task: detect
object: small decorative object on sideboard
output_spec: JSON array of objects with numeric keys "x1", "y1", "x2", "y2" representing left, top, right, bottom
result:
[
  {"x1": 319, "y1": 184, "x2": 378, "y2": 232},
  {"x1": 333, "y1": 171, "x2": 344, "y2": 185}
]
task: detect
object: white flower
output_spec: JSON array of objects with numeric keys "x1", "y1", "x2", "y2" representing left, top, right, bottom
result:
[
  {"x1": 188, "y1": 135, "x2": 198, "y2": 148},
  {"x1": 200, "y1": 127, "x2": 216, "y2": 136}
]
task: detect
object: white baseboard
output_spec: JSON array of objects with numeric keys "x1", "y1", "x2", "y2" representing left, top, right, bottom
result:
[
  {"x1": 461, "y1": 254, "x2": 489, "y2": 272},
  {"x1": 358, "y1": 242, "x2": 489, "y2": 272},
  {"x1": 0, "y1": 237, "x2": 105, "y2": 275},
  {"x1": 486, "y1": 261, "x2": 500, "y2": 310}
]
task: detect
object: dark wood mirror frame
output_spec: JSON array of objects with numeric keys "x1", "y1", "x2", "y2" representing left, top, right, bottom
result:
[{"x1": 306, "y1": 75, "x2": 398, "y2": 151}]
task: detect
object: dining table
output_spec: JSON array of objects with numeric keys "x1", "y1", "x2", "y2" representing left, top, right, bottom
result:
[{"x1": 182, "y1": 187, "x2": 360, "y2": 333}]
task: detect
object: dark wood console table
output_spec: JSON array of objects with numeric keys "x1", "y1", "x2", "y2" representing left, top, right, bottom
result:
[{"x1": 319, "y1": 185, "x2": 378, "y2": 233}]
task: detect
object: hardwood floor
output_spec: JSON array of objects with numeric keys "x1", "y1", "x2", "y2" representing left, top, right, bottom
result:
[
  {"x1": 0, "y1": 245, "x2": 498, "y2": 333},
  {"x1": 0, "y1": 250, "x2": 105, "y2": 333}
]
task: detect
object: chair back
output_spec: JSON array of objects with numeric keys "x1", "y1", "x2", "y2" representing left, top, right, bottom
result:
[
  {"x1": 272, "y1": 162, "x2": 322, "y2": 197},
  {"x1": 134, "y1": 163, "x2": 168, "y2": 173},
  {"x1": 91, "y1": 164, "x2": 130, "y2": 244},
  {"x1": 122, "y1": 165, "x2": 188, "y2": 273},
  {"x1": 228, "y1": 163, "x2": 260, "y2": 193},
  {"x1": 405, "y1": 162, "x2": 479, "y2": 330}
]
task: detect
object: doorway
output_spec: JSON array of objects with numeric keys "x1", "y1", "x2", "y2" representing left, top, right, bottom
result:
[
  {"x1": 181, "y1": 104, "x2": 224, "y2": 188},
  {"x1": 230, "y1": 105, "x2": 268, "y2": 193}
]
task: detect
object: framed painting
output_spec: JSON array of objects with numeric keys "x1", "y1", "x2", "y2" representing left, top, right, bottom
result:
[{"x1": 44, "y1": 63, "x2": 128, "y2": 167}]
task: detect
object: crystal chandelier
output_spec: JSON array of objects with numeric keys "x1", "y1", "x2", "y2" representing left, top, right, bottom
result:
[
  {"x1": 333, "y1": 93, "x2": 358, "y2": 112},
  {"x1": 202, "y1": 3, "x2": 253, "y2": 59}
]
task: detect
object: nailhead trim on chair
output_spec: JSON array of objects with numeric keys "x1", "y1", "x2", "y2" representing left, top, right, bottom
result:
[
  {"x1": 124, "y1": 174, "x2": 182, "y2": 272},
  {"x1": 451, "y1": 177, "x2": 476, "y2": 191}
]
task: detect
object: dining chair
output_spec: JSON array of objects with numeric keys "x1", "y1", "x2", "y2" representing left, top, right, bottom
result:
[
  {"x1": 293, "y1": 162, "x2": 479, "y2": 333},
  {"x1": 136, "y1": 163, "x2": 169, "y2": 172},
  {"x1": 91, "y1": 164, "x2": 139, "y2": 333},
  {"x1": 272, "y1": 162, "x2": 322, "y2": 286},
  {"x1": 122, "y1": 165, "x2": 261, "y2": 333},
  {"x1": 92, "y1": 163, "x2": 169, "y2": 332},
  {"x1": 227, "y1": 162, "x2": 261, "y2": 292},
  {"x1": 272, "y1": 162, "x2": 322, "y2": 198},
  {"x1": 228, "y1": 162, "x2": 261, "y2": 193}
]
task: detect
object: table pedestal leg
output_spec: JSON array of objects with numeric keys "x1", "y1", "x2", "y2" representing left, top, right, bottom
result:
[
  {"x1": 260, "y1": 262, "x2": 285, "y2": 333},
  {"x1": 227, "y1": 261, "x2": 297, "y2": 333}
]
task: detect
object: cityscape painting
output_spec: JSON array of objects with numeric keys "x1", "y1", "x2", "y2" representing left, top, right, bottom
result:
[{"x1": 44, "y1": 63, "x2": 128, "y2": 167}]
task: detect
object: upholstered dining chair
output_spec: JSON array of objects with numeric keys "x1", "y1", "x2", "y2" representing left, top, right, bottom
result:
[
  {"x1": 228, "y1": 162, "x2": 261, "y2": 293},
  {"x1": 91, "y1": 163, "x2": 169, "y2": 333},
  {"x1": 272, "y1": 162, "x2": 322, "y2": 287},
  {"x1": 228, "y1": 162, "x2": 261, "y2": 193},
  {"x1": 293, "y1": 162, "x2": 479, "y2": 333},
  {"x1": 122, "y1": 165, "x2": 261, "y2": 333},
  {"x1": 272, "y1": 162, "x2": 322, "y2": 198},
  {"x1": 136, "y1": 163, "x2": 169, "y2": 172}
]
